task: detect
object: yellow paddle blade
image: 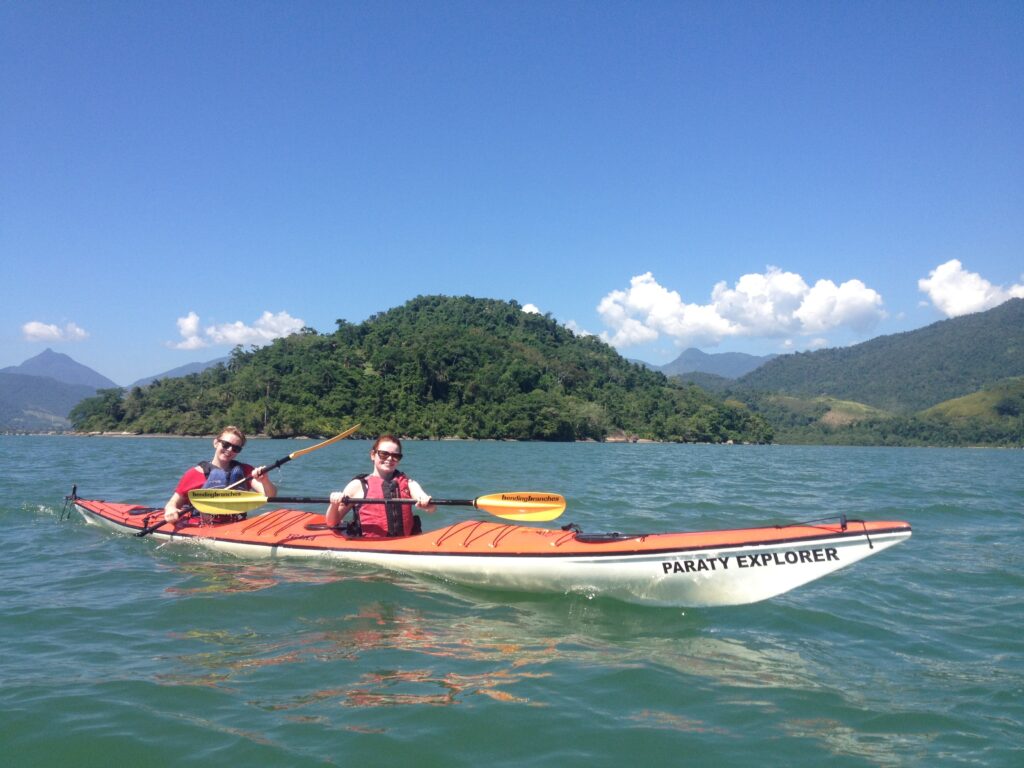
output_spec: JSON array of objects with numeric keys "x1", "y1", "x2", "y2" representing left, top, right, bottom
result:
[
  {"x1": 474, "y1": 492, "x2": 566, "y2": 522},
  {"x1": 188, "y1": 489, "x2": 270, "y2": 515},
  {"x1": 288, "y1": 423, "x2": 361, "y2": 459}
]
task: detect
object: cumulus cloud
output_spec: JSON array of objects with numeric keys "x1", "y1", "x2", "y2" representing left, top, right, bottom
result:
[
  {"x1": 173, "y1": 311, "x2": 206, "y2": 350},
  {"x1": 794, "y1": 278, "x2": 887, "y2": 334},
  {"x1": 598, "y1": 269, "x2": 885, "y2": 350},
  {"x1": 564, "y1": 320, "x2": 593, "y2": 337},
  {"x1": 521, "y1": 303, "x2": 541, "y2": 314},
  {"x1": 22, "y1": 321, "x2": 89, "y2": 342},
  {"x1": 918, "y1": 259, "x2": 1024, "y2": 317},
  {"x1": 598, "y1": 275, "x2": 732, "y2": 347},
  {"x1": 170, "y1": 310, "x2": 305, "y2": 350}
]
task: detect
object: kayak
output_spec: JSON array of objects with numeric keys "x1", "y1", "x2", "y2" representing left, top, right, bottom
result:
[{"x1": 69, "y1": 493, "x2": 912, "y2": 607}]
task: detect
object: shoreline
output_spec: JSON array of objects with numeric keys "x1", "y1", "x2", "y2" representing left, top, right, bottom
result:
[
  {"x1": 5, "y1": 431, "x2": 666, "y2": 444},
  {"x1": 3, "y1": 432, "x2": 1018, "y2": 449}
]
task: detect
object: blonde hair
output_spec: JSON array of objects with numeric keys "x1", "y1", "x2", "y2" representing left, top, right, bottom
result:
[{"x1": 220, "y1": 426, "x2": 247, "y2": 446}]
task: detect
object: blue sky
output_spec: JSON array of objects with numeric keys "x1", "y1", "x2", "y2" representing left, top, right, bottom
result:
[{"x1": 2, "y1": 0, "x2": 1021, "y2": 385}]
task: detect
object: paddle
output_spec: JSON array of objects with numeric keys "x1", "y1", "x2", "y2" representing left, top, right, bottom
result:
[
  {"x1": 187, "y1": 489, "x2": 566, "y2": 522},
  {"x1": 135, "y1": 510, "x2": 192, "y2": 537},
  {"x1": 224, "y1": 422, "x2": 362, "y2": 489}
]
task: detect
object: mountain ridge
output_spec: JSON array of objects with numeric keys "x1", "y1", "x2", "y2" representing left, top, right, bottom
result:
[
  {"x1": 129, "y1": 356, "x2": 229, "y2": 388},
  {"x1": 659, "y1": 347, "x2": 775, "y2": 379},
  {"x1": 0, "y1": 372, "x2": 97, "y2": 431},
  {"x1": 737, "y1": 298, "x2": 1024, "y2": 413},
  {"x1": 0, "y1": 348, "x2": 118, "y2": 389},
  {"x1": 0, "y1": 351, "x2": 228, "y2": 431}
]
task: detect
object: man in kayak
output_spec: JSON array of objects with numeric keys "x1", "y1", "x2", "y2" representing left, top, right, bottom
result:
[
  {"x1": 326, "y1": 435, "x2": 435, "y2": 536},
  {"x1": 163, "y1": 426, "x2": 276, "y2": 524}
]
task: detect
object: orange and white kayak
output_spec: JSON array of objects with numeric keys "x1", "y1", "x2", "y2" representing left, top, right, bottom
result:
[{"x1": 70, "y1": 496, "x2": 911, "y2": 607}]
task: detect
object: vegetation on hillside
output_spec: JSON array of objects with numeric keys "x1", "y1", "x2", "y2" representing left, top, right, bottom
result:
[
  {"x1": 0, "y1": 372, "x2": 96, "y2": 432},
  {"x1": 738, "y1": 298, "x2": 1024, "y2": 413},
  {"x1": 730, "y1": 379, "x2": 1024, "y2": 447},
  {"x1": 70, "y1": 296, "x2": 773, "y2": 443},
  {"x1": 67, "y1": 296, "x2": 1024, "y2": 447}
]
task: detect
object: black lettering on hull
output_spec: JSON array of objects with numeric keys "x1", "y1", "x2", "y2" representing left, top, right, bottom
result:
[
  {"x1": 661, "y1": 556, "x2": 732, "y2": 575},
  {"x1": 665, "y1": 547, "x2": 841, "y2": 575}
]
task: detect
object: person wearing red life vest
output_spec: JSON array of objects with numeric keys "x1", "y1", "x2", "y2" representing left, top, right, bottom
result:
[
  {"x1": 163, "y1": 425, "x2": 276, "y2": 524},
  {"x1": 325, "y1": 435, "x2": 435, "y2": 537}
]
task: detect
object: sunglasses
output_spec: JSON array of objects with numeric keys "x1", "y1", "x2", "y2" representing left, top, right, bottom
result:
[
  {"x1": 374, "y1": 450, "x2": 402, "y2": 461},
  {"x1": 218, "y1": 439, "x2": 244, "y2": 453}
]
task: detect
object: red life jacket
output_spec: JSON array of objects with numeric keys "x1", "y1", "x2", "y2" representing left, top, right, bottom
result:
[{"x1": 355, "y1": 472, "x2": 414, "y2": 538}]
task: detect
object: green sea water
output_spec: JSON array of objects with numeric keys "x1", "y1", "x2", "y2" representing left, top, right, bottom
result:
[{"x1": 1, "y1": 436, "x2": 1021, "y2": 767}]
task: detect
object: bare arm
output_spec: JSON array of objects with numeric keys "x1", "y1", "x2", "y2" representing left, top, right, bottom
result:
[
  {"x1": 250, "y1": 465, "x2": 277, "y2": 497},
  {"x1": 164, "y1": 491, "x2": 185, "y2": 523},
  {"x1": 326, "y1": 478, "x2": 363, "y2": 527},
  {"x1": 408, "y1": 479, "x2": 436, "y2": 513}
]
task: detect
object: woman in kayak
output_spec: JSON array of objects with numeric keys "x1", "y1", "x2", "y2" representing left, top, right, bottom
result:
[
  {"x1": 163, "y1": 426, "x2": 276, "y2": 524},
  {"x1": 326, "y1": 435, "x2": 435, "y2": 537}
]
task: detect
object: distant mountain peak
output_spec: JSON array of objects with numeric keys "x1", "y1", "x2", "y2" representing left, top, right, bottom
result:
[
  {"x1": 0, "y1": 349, "x2": 119, "y2": 389},
  {"x1": 659, "y1": 347, "x2": 775, "y2": 379},
  {"x1": 129, "y1": 356, "x2": 229, "y2": 388}
]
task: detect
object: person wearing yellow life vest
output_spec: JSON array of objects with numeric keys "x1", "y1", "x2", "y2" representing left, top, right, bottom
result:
[{"x1": 325, "y1": 435, "x2": 435, "y2": 537}]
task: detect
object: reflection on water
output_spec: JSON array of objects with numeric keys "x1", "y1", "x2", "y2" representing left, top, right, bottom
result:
[
  {"x1": 153, "y1": 562, "x2": 819, "y2": 706},
  {"x1": 144, "y1": 556, "x2": 939, "y2": 762},
  {"x1": 168, "y1": 564, "x2": 283, "y2": 595},
  {"x1": 781, "y1": 718, "x2": 929, "y2": 768},
  {"x1": 627, "y1": 709, "x2": 731, "y2": 735},
  {"x1": 165, "y1": 560, "x2": 356, "y2": 595}
]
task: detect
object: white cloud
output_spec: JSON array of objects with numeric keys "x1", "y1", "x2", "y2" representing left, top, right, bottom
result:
[
  {"x1": 170, "y1": 310, "x2": 305, "y2": 350},
  {"x1": 173, "y1": 311, "x2": 206, "y2": 350},
  {"x1": 521, "y1": 303, "x2": 541, "y2": 314},
  {"x1": 795, "y1": 278, "x2": 886, "y2": 334},
  {"x1": 918, "y1": 259, "x2": 1024, "y2": 317},
  {"x1": 598, "y1": 273, "x2": 734, "y2": 347},
  {"x1": 711, "y1": 268, "x2": 807, "y2": 335},
  {"x1": 598, "y1": 269, "x2": 885, "y2": 350},
  {"x1": 22, "y1": 321, "x2": 89, "y2": 342},
  {"x1": 564, "y1": 320, "x2": 593, "y2": 337}
]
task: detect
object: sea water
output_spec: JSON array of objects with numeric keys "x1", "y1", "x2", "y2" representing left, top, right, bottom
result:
[{"x1": 0, "y1": 436, "x2": 1021, "y2": 766}]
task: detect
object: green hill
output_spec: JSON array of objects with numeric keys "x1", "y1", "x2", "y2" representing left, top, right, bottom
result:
[
  {"x1": 0, "y1": 372, "x2": 97, "y2": 432},
  {"x1": 732, "y1": 379, "x2": 1023, "y2": 447},
  {"x1": 70, "y1": 296, "x2": 773, "y2": 443},
  {"x1": 923, "y1": 376, "x2": 1019, "y2": 416},
  {"x1": 910, "y1": 377, "x2": 1023, "y2": 445},
  {"x1": 738, "y1": 298, "x2": 1024, "y2": 413}
]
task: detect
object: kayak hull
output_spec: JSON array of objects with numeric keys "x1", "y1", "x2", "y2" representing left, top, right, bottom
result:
[{"x1": 72, "y1": 498, "x2": 911, "y2": 607}]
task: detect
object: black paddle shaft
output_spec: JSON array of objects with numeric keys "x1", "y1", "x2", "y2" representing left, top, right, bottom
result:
[
  {"x1": 264, "y1": 496, "x2": 473, "y2": 506},
  {"x1": 136, "y1": 510, "x2": 193, "y2": 537}
]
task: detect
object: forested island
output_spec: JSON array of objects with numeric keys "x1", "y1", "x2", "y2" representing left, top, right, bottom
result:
[
  {"x1": 66, "y1": 295, "x2": 1024, "y2": 447},
  {"x1": 69, "y1": 296, "x2": 773, "y2": 443}
]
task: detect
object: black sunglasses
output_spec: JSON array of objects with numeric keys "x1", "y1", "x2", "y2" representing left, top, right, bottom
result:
[
  {"x1": 375, "y1": 450, "x2": 402, "y2": 461},
  {"x1": 218, "y1": 439, "x2": 243, "y2": 453}
]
